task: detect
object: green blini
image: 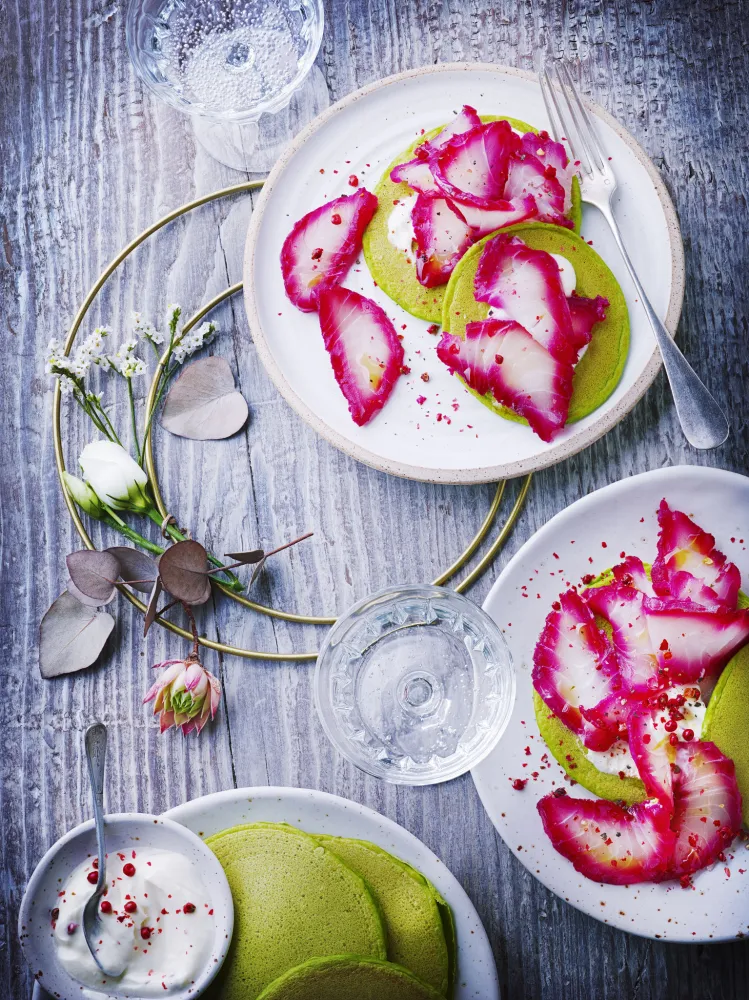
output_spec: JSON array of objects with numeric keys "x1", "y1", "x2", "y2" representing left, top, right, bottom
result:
[
  {"x1": 206, "y1": 823, "x2": 387, "y2": 1000},
  {"x1": 315, "y1": 835, "x2": 452, "y2": 996},
  {"x1": 362, "y1": 116, "x2": 582, "y2": 324},
  {"x1": 702, "y1": 593, "x2": 749, "y2": 827},
  {"x1": 255, "y1": 955, "x2": 445, "y2": 1000},
  {"x1": 442, "y1": 222, "x2": 630, "y2": 427}
]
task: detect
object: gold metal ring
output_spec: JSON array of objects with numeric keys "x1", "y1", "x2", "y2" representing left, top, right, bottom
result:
[{"x1": 52, "y1": 181, "x2": 532, "y2": 660}]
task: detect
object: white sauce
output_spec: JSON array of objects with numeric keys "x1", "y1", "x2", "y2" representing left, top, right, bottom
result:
[
  {"x1": 52, "y1": 847, "x2": 214, "y2": 997},
  {"x1": 586, "y1": 685, "x2": 706, "y2": 776},
  {"x1": 386, "y1": 193, "x2": 417, "y2": 255}
]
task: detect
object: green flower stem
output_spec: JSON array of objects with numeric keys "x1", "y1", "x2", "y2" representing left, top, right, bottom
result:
[
  {"x1": 144, "y1": 507, "x2": 244, "y2": 593},
  {"x1": 101, "y1": 514, "x2": 165, "y2": 556},
  {"x1": 127, "y1": 379, "x2": 142, "y2": 463}
]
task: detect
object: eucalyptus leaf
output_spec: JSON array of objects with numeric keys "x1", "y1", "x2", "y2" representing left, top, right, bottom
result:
[
  {"x1": 106, "y1": 546, "x2": 159, "y2": 593},
  {"x1": 160, "y1": 356, "x2": 249, "y2": 441},
  {"x1": 144, "y1": 578, "x2": 163, "y2": 637},
  {"x1": 158, "y1": 540, "x2": 212, "y2": 605},
  {"x1": 66, "y1": 550, "x2": 120, "y2": 604},
  {"x1": 66, "y1": 577, "x2": 104, "y2": 608},
  {"x1": 250, "y1": 556, "x2": 267, "y2": 586},
  {"x1": 224, "y1": 549, "x2": 265, "y2": 564},
  {"x1": 39, "y1": 591, "x2": 115, "y2": 678}
]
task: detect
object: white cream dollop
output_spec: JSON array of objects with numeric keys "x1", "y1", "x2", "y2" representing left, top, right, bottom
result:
[
  {"x1": 386, "y1": 193, "x2": 418, "y2": 255},
  {"x1": 52, "y1": 847, "x2": 214, "y2": 997}
]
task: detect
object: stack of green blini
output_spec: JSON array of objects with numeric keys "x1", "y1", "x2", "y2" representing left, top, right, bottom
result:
[{"x1": 205, "y1": 822, "x2": 455, "y2": 1000}]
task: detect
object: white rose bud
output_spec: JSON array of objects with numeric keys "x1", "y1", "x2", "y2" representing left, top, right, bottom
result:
[
  {"x1": 61, "y1": 472, "x2": 107, "y2": 520},
  {"x1": 79, "y1": 440, "x2": 152, "y2": 513}
]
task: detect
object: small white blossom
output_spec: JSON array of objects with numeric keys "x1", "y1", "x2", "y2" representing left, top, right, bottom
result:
[
  {"x1": 131, "y1": 311, "x2": 164, "y2": 346},
  {"x1": 172, "y1": 322, "x2": 216, "y2": 364},
  {"x1": 109, "y1": 338, "x2": 147, "y2": 379},
  {"x1": 165, "y1": 303, "x2": 182, "y2": 332}
]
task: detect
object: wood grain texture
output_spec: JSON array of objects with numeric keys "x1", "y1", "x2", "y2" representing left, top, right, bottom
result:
[{"x1": 2, "y1": 1, "x2": 748, "y2": 997}]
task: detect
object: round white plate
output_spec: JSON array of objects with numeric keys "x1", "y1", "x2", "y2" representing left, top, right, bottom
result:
[
  {"x1": 165, "y1": 786, "x2": 499, "y2": 998},
  {"x1": 472, "y1": 465, "x2": 749, "y2": 942},
  {"x1": 244, "y1": 63, "x2": 684, "y2": 484}
]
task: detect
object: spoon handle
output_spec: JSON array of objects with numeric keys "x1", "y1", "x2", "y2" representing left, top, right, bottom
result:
[{"x1": 84, "y1": 723, "x2": 107, "y2": 891}]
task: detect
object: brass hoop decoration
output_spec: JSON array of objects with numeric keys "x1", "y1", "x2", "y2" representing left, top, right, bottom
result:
[{"x1": 52, "y1": 181, "x2": 532, "y2": 661}]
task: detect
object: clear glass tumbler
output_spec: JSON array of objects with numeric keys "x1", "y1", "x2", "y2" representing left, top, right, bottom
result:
[
  {"x1": 126, "y1": 0, "x2": 329, "y2": 172},
  {"x1": 314, "y1": 585, "x2": 515, "y2": 785}
]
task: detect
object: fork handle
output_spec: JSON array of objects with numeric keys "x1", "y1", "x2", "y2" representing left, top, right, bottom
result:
[{"x1": 596, "y1": 203, "x2": 729, "y2": 450}]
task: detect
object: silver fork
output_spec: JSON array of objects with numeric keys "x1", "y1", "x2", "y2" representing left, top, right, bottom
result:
[{"x1": 538, "y1": 59, "x2": 729, "y2": 450}]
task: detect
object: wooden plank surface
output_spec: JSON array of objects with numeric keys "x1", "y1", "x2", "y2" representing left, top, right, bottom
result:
[{"x1": 2, "y1": 0, "x2": 748, "y2": 997}]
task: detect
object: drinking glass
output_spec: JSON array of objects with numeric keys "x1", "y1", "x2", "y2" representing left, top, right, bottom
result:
[
  {"x1": 314, "y1": 585, "x2": 515, "y2": 785},
  {"x1": 126, "y1": 0, "x2": 329, "y2": 172}
]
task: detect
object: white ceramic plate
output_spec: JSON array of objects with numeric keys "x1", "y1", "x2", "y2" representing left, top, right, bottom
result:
[
  {"x1": 472, "y1": 465, "x2": 749, "y2": 942},
  {"x1": 244, "y1": 63, "x2": 684, "y2": 484},
  {"x1": 165, "y1": 785, "x2": 499, "y2": 998},
  {"x1": 19, "y1": 814, "x2": 233, "y2": 1000}
]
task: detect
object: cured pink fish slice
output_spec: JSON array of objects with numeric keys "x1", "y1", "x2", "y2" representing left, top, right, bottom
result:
[
  {"x1": 611, "y1": 555, "x2": 655, "y2": 596},
  {"x1": 449, "y1": 194, "x2": 538, "y2": 238},
  {"x1": 587, "y1": 583, "x2": 661, "y2": 694},
  {"x1": 281, "y1": 189, "x2": 378, "y2": 311},
  {"x1": 412, "y1": 195, "x2": 474, "y2": 287},
  {"x1": 390, "y1": 105, "x2": 483, "y2": 193},
  {"x1": 628, "y1": 708, "x2": 676, "y2": 809},
  {"x1": 532, "y1": 588, "x2": 621, "y2": 750},
  {"x1": 437, "y1": 319, "x2": 574, "y2": 442},
  {"x1": 432, "y1": 120, "x2": 520, "y2": 208},
  {"x1": 518, "y1": 130, "x2": 574, "y2": 213},
  {"x1": 537, "y1": 795, "x2": 676, "y2": 885},
  {"x1": 642, "y1": 596, "x2": 749, "y2": 683},
  {"x1": 567, "y1": 293, "x2": 609, "y2": 352},
  {"x1": 651, "y1": 499, "x2": 741, "y2": 610},
  {"x1": 668, "y1": 741, "x2": 742, "y2": 877},
  {"x1": 504, "y1": 146, "x2": 572, "y2": 229},
  {"x1": 474, "y1": 234, "x2": 578, "y2": 365},
  {"x1": 317, "y1": 287, "x2": 404, "y2": 426}
]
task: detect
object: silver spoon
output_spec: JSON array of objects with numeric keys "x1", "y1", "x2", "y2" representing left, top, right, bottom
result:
[{"x1": 82, "y1": 722, "x2": 127, "y2": 978}]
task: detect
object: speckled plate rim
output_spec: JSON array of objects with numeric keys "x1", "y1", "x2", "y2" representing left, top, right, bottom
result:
[
  {"x1": 471, "y1": 465, "x2": 749, "y2": 942},
  {"x1": 243, "y1": 62, "x2": 685, "y2": 485},
  {"x1": 164, "y1": 784, "x2": 500, "y2": 998}
]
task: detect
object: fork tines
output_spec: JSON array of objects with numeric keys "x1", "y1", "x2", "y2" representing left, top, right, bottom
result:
[{"x1": 537, "y1": 58, "x2": 606, "y2": 178}]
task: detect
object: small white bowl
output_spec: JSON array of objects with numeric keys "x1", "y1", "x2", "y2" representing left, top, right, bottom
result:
[{"x1": 18, "y1": 813, "x2": 234, "y2": 1000}]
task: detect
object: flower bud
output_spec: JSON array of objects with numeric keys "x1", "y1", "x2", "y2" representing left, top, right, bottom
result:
[
  {"x1": 62, "y1": 472, "x2": 107, "y2": 520},
  {"x1": 143, "y1": 656, "x2": 221, "y2": 735},
  {"x1": 79, "y1": 440, "x2": 152, "y2": 513}
]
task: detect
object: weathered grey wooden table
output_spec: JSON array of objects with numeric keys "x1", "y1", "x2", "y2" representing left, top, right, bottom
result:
[{"x1": 3, "y1": 1, "x2": 748, "y2": 997}]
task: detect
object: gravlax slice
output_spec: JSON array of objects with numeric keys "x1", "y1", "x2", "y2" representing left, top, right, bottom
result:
[
  {"x1": 415, "y1": 104, "x2": 483, "y2": 157},
  {"x1": 437, "y1": 319, "x2": 574, "y2": 442},
  {"x1": 504, "y1": 144, "x2": 572, "y2": 229},
  {"x1": 474, "y1": 234, "x2": 578, "y2": 365},
  {"x1": 651, "y1": 500, "x2": 741, "y2": 611},
  {"x1": 642, "y1": 597, "x2": 749, "y2": 683},
  {"x1": 449, "y1": 194, "x2": 538, "y2": 238},
  {"x1": 432, "y1": 120, "x2": 519, "y2": 208},
  {"x1": 668, "y1": 741, "x2": 742, "y2": 877},
  {"x1": 532, "y1": 588, "x2": 621, "y2": 750},
  {"x1": 389, "y1": 157, "x2": 440, "y2": 195},
  {"x1": 628, "y1": 708, "x2": 676, "y2": 809},
  {"x1": 281, "y1": 189, "x2": 378, "y2": 311},
  {"x1": 567, "y1": 293, "x2": 609, "y2": 352},
  {"x1": 537, "y1": 795, "x2": 675, "y2": 885},
  {"x1": 586, "y1": 584, "x2": 661, "y2": 693},
  {"x1": 412, "y1": 195, "x2": 474, "y2": 287},
  {"x1": 317, "y1": 287, "x2": 404, "y2": 426},
  {"x1": 612, "y1": 555, "x2": 655, "y2": 596},
  {"x1": 518, "y1": 130, "x2": 574, "y2": 213}
]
